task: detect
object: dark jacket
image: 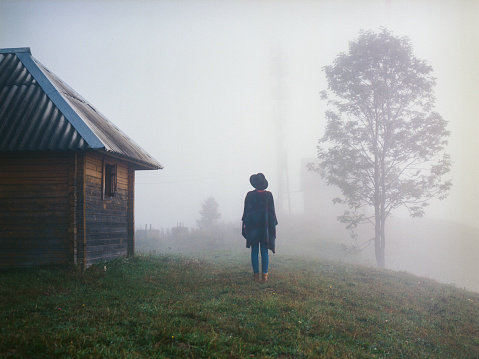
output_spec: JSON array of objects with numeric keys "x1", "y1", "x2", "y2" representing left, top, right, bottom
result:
[{"x1": 242, "y1": 190, "x2": 278, "y2": 253}]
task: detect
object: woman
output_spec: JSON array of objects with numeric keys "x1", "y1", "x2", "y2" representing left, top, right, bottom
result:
[{"x1": 242, "y1": 173, "x2": 278, "y2": 283}]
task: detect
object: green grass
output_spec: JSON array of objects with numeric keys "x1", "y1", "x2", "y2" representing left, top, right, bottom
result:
[{"x1": 1, "y1": 253, "x2": 478, "y2": 358}]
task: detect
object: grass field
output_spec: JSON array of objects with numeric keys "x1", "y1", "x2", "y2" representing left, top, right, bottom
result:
[{"x1": 1, "y1": 251, "x2": 478, "y2": 358}]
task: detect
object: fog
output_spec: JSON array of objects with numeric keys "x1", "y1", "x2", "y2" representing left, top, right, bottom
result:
[{"x1": 1, "y1": 0, "x2": 478, "y2": 291}]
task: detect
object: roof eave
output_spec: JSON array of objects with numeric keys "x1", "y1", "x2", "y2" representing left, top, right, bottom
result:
[{"x1": 94, "y1": 149, "x2": 163, "y2": 171}]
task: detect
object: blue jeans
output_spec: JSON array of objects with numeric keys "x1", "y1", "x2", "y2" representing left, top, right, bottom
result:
[{"x1": 251, "y1": 242, "x2": 269, "y2": 274}]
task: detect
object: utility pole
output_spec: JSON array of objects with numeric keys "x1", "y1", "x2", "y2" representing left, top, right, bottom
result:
[{"x1": 271, "y1": 47, "x2": 291, "y2": 216}]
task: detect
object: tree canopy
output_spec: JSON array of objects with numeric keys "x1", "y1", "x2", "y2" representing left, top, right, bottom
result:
[
  {"x1": 312, "y1": 29, "x2": 452, "y2": 267},
  {"x1": 196, "y1": 196, "x2": 222, "y2": 230}
]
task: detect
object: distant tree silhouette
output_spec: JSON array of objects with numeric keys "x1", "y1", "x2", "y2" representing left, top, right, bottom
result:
[
  {"x1": 310, "y1": 29, "x2": 452, "y2": 268},
  {"x1": 196, "y1": 196, "x2": 221, "y2": 229}
]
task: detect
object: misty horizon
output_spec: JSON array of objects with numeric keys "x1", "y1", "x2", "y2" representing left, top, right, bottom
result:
[{"x1": 1, "y1": 0, "x2": 478, "y2": 291}]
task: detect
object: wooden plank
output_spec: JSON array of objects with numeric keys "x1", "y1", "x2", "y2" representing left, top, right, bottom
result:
[
  {"x1": 77, "y1": 153, "x2": 87, "y2": 268},
  {"x1": 85, "y1": 168, "x2": 102, "y2": 179},
  {"x1": 85, "y1": 174, "x2": 102, "y2": 186},
  {"x1": 127, "y1": 166, "x2": 135, "y2": 257},
  {"x1": 0, "y1": 202, "x2": 70, "y2": 213},
  {"x1": 85, "y1": 161, "x2": 103, "y2": 173},
  {"x1": 67, "y1": 152, "x2": 77, "y2": 265},
  {"x1": 0, "y1": 153, "x2": 71, "y2": 166},
  {"x1": 0, "y1": 185, "x2": 69, "y2": 199},
  {"x1": 86, "y1": 244, "x2": 127, "y2": 254}
]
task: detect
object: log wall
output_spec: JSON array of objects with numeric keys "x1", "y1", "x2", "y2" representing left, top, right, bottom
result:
[
  {"x1": 0, "y1": 152, "x2": 73, "y2": 267},
  {"x1": 83, "y1": 152, "x2": 131, "y2": 266},
  {"x1": 0, "y1": 151, "x2": 136, "y2": 268}
]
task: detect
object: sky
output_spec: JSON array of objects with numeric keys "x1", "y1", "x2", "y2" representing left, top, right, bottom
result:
[{"x1": 1, "y1": 0, "x2": 478, "y2": 231}]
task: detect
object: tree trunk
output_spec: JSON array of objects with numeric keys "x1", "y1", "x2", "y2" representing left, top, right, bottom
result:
[
  {"x1": 379, "y1": 216, "x2": 386, "y2": 268},
  {"x1": 374, "y1": 214, "x2": 385, "y2": 268},
  {"x1": 373, "y1": 115, "x2": 385, "y2": 268},
  {"x1": 374, "y1": 201, "x2": 384, "y2": 267},
  {"x1": 374, "y1": 194, "x2": 386, "y2": 268},
  {"x1": 377, "y1": 131, "x2": 387, "y2": 269}
]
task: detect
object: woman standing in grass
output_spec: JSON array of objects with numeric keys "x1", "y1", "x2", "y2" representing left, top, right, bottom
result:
[{"x1": 242, "y1": 173, "x2": 278, "y2": 283}]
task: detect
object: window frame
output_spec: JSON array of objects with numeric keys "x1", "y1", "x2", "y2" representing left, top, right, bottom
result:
[{"x1": 103, "y1": 161, "x2": 117, "y2": 199}]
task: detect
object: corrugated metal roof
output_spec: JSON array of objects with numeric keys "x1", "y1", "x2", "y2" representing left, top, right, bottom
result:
[{"x1": 0, "y1": 48, "x2": 162, "y2": 170}]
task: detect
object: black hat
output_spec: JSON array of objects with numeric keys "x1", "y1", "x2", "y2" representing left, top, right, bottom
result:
[{"x1": 250, "y1": 173, "x2": 268, "y2": 190}]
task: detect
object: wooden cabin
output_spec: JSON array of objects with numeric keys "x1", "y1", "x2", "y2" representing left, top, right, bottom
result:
[{"x1": 0, "y1": 48, "x2": 162, "y2": 268}]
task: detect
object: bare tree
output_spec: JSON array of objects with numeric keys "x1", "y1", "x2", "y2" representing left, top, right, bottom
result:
[{"x1": 310, "y1": 29, "x2": 452, "y2": 268}]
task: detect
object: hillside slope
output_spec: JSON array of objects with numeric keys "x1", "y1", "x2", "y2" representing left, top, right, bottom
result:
[
  {"x1": 275, "y1": 215, "x2": 479, "y2": 293},
  {"x1": 1, "y1": 254, "x2": 478, "y2": 358}
]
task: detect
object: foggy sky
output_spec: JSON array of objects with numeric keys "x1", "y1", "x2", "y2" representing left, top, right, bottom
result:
[{"x1": 1, "y1": 0, "x2": 478, "y2": 230}]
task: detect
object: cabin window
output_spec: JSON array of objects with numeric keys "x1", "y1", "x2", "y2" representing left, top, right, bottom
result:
[{"x1": 104, "y1": 163, "x2": 117, "y2": 198}]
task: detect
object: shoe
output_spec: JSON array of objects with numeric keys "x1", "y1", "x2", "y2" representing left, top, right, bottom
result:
[
  {"x1": 262, "y1": 273, "x2": 268, "y2": 283},
  {"x1": 253, "y1": 273, "x2": 260, "y2": 282}
]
